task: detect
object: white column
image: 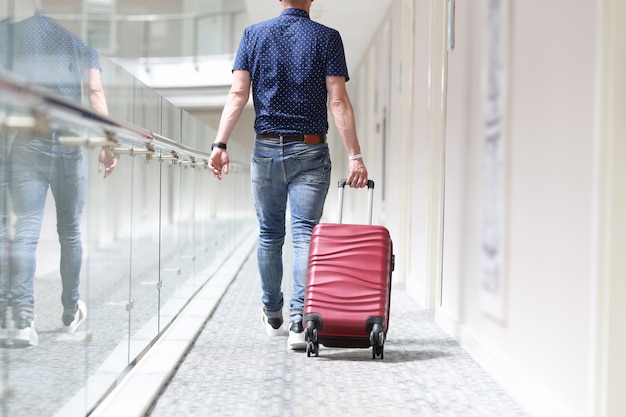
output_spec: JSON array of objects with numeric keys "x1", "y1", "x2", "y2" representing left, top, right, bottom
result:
[{"x1": 592, "y1": 0, "x2": 626, "y2": 415}]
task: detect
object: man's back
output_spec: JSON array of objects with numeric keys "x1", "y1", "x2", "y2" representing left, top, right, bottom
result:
[{"x1": 234, "y1": 8, "x2": 349, "y2": 135}]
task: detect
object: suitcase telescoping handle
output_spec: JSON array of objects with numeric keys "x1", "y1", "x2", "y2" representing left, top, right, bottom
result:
[{"x1": 337, "y1": 179, "x2": 375, "y2": 225}]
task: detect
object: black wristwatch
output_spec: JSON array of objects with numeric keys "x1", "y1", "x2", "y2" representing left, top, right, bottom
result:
[{"x1": 211, "y1": 142, "x2": 227, "y2": 151}]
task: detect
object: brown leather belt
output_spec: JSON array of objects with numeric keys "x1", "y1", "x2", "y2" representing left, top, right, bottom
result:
[{"x1": 256, "y1": 133, "x2": 326, "y2": 144}]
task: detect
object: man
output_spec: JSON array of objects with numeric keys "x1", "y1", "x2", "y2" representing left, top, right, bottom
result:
[
  {"x1": 0, "y1": 10, "x2": 116, "y2": 346},
  {"x1": 209, "y1": 0, "x2": 368, "y2": 350}
]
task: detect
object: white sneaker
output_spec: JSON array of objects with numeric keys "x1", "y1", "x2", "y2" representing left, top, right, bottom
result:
[
  {"x1": 288, "y1": 319, "x2": 306, "y2": 350},
  {"x1": 63, "y1": 300, "x2": 87, "y2": 333},
  {"x1": 262, "y1": 308, "x2": 284, "y2": 336},
  {"x1": 14, "y1": 318, "x2": 38, "y2": 346}
]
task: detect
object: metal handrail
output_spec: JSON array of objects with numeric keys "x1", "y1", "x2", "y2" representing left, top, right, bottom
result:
[{"x1": 0, "y1": 72, "x2": 244, "y2": 172}]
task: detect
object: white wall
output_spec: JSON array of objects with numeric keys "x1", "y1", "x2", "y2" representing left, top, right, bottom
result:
[
  {"x1": 440, "y1": 0, "x2": 596, "y2": 416},
  {"x1": 408, "y1": 0, "x2": 435, "y2": 305},
  {"x1": 340, "y1": 0, "x2": 428, "y2": 291},
  {"x1": 345, "y1": 0, "x2": 622, "y2": 416}
]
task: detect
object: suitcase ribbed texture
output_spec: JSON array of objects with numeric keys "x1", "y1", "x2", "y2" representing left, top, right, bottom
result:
[{"x1": 305, "y1": 223, "x2": 392, "y2": 342}]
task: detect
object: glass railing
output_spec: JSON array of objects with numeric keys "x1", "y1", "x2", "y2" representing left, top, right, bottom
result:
[
  {"x1": 0, "y1": 56, "x2": 254, "y2": 417},
  {"x1": 46, "y1": 9, "x2": 248, "y2": 61}
]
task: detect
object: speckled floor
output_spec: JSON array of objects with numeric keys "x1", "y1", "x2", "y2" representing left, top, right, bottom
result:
[{"x1": 147, "y1": 245, "x2": 529, "y2": 417}]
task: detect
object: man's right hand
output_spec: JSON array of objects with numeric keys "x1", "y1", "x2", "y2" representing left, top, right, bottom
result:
[{"x1": 209, "y1": 148, "x2": 229, "y2": 180}]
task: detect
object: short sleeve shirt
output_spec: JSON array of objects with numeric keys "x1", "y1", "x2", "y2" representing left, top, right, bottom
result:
[
  {"x1": 4, "y1": 13, "x2": 101, "y2": 103},
  {"x1": 233, "y1": 8, "x2": 349, "y2": 136}
]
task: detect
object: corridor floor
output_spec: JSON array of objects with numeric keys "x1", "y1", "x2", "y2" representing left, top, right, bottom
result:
[{"x1": 146, "y1": 244, "x2": 529, "y2": 417}]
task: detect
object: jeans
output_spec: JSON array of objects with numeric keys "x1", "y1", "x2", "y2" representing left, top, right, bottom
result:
[
  {"x1": 251, "y1": 139, "x2": 331, "y2": 315},
  {"x1": 7, "y1": 138, "x2": 87, "y2": 321}
]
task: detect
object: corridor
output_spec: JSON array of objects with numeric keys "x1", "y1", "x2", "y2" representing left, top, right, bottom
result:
[{"x1": 122, "y1": 237, "x2": 528, "y2": 417}]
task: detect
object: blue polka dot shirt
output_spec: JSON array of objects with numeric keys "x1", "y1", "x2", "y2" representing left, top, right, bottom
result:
[{"x1": 233, "y1": 8, "x2": 350, "y2": 136}]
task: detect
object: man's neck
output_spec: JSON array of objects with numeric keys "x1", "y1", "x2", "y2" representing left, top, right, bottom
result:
[{"x1": 282, "y1": 1, "x2": 311, "y2": 14}]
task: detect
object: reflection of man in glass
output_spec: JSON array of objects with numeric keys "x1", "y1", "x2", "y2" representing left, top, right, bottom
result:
[
  {"x1": 0, "y1": 8, "x2": 116, "y2": 346},
  {"x1": 0, "y1": 13, "x2": 10, "y2": 342}
]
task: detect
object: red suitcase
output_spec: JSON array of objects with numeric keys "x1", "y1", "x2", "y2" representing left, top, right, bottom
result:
[{"x1": 304, "y1": 179, "x2": 394, "y2": 359}]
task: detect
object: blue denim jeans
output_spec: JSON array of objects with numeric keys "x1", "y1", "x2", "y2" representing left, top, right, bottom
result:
[
  {"x1": 7, "y1": 137, "x2": 87, "y2": 321},
  {"x1": 251, "y1": 139, "x2": 331, "y2": 315}
]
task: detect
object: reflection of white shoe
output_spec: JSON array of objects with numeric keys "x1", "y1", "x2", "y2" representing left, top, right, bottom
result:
[
  {"x1": 0, "y1": 315, "x2": 9, "y2": 344},
  {"x1": 63, "y1": 300, "x2": 87, "y2": 334},
  {"x1": 14, "y1": 318, "x2": 38, "y2": 346}
]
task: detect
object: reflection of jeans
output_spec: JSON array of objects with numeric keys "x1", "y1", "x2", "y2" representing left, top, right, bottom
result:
[
  {"x1": 0, "y1": 140, "x2": 9, "y2": 318},
  {"x1": 9, "y1": 138, "x2": 87, "y2": 321},
  {"x1": 251, "y1": 140, "x2": 331, "y2": 314}
]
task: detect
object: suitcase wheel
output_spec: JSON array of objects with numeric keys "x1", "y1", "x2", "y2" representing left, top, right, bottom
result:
[
  {"x1": 305, "y1": 321, "x2": 318, "y2": 342},
  {"x1": 373, "y1": 344, "x2": 384, "y2": 360},
  {"x1": 306, "y1": 341, "x2": 319, "y2": 357},
  {"x1": 305, "y1": 320, "x2": 319, "y2": 357},
  {"x1": 370, "y1": 323, "x2": 385, "y2": 360}
]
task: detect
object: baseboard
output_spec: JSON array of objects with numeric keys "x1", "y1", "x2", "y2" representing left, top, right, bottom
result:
[{"x1": 436, "y1": 308, "x2": 574, "y2": 417}]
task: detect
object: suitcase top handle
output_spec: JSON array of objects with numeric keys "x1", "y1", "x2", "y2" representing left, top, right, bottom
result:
[
  {"x1": 337, "y1": 179, "x2": 375, "y2": 224},
  {"x1": 338, "y1": 179, "x2": 375, "y2": 189}
]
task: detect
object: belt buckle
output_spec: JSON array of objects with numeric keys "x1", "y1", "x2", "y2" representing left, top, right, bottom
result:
[{"x1": 304, "y1": 134, "x2": 320, "y2": 145}]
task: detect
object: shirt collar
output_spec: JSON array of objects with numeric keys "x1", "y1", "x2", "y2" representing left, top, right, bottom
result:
[{"x1": 281, "y1": 8, "x2": 310, "y2": 19}]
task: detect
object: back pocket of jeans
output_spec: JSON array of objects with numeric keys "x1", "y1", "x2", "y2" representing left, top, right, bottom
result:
[
  {"x1": 62, "y1": 151, "x2": 86, "y2": 185},
  {"x1": 251, "y1": 156, "x2": 272, "y2": 189},
  {"x1": 293, "y1": 149, "x2": 330, "y2": 184}
]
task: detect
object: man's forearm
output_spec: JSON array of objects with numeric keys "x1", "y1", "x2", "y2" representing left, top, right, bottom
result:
[
  {"x1": 215, "y1": 90, "x2": 248, "y2": 144},
  {"x1": 330, "y1": 98, "x2": 361, "y2": 157}
]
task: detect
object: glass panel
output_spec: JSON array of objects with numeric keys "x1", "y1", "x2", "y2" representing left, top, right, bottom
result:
[
  {"x1": 0, "y1": 10, "x2": 254, "y2": 416},
  {"x1": 0, "y1": 102, "x2": 9, "y2": 417},
  {"x1": 147, "y1": 19, "x2": 184, "y2": 58},
  {"x1": 85, "y1": 0, "x2": 115, "y2": 54},
  {"x1": 47, "y1": 5, "x2": 248, "y2": 60}
]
